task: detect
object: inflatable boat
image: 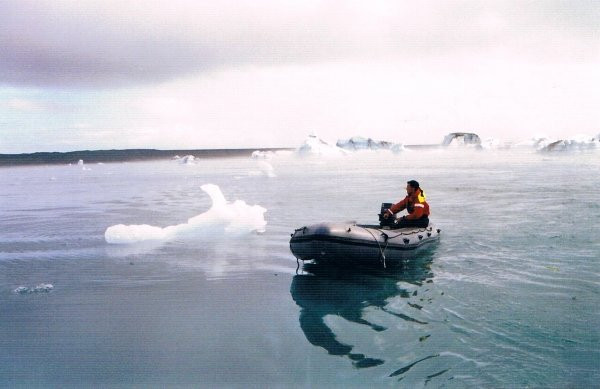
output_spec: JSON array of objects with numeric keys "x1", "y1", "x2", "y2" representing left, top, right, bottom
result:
[{"x1": 289, "y1": 222, "x2": 440, "y2": 267}]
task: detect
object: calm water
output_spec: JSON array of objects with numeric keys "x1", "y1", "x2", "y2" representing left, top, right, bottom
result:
[{"x1": 1, "y1": 149, "x2": 599, "y2": 387}]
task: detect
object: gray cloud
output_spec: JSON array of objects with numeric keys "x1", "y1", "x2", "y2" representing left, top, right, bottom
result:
[{"x1": 1, "y1": 0, "x2": 598, "y2": 88}]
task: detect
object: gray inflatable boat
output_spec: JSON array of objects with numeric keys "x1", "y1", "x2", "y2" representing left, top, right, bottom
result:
[{"x1": 289, "y1": 222, "x2": 440, "y2": 267}]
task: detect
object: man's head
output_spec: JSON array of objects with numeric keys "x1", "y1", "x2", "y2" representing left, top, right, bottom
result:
[{"x1": 406, "y1": 180, "x2": 419, "y2": 195}]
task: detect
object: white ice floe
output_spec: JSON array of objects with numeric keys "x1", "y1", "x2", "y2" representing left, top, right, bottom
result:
[
  {"x1": 14, "y1": 283, "x2": 54, "y2": 294},
  {"x1": 105, "y1": 184, "x2": 267, "y2": 244},
  {"x1": 296, "y1": 134, "x2": 347, "y2": 157}
]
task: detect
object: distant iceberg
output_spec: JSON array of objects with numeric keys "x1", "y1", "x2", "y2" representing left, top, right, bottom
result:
[
  {"x1": 336, "y1": 136, "x2": 394, "y2": 151},
  {"x1": 442, "y1": 132, "x2": 482, "y2": 148},
  {"x1": 538, "y1": 135, "x2": 599, "y2": 152},
  {"x1": 296, "y1": 134, "x2": 347, "y2": 156},
  {"x1": 336, "y1": 136, "x2": 409, "y2": 153}
]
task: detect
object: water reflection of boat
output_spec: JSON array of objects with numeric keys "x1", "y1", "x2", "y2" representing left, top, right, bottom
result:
[{"x1": 290, "y1": 251, "x2": 434, "y2": 369}]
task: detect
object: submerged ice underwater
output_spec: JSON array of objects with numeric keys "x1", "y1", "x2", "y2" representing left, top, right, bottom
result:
[{"x1": 1, "y1": 147, "x2": 599, "y2": 387}]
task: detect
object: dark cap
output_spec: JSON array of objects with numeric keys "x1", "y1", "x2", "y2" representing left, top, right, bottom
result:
[{"x1": 407, "y1": 180, "x2": 420, "y2": 189}]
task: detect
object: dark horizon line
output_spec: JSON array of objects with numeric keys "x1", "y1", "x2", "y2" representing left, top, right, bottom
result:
[
  {"x1": 0, "y1": 145, "x2": 442, "y2": 167},
  {"x1": 0, "y1": 147, "x2": 292, "y2": 167}
]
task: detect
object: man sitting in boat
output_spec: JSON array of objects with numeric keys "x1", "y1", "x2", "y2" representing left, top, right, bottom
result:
[{"x1": 383, "y1": 180, "x2": 430, "y2": 228}]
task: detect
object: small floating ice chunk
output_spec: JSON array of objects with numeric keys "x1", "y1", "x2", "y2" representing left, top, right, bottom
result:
[
  {"x1": 179, "y1": 155, "x2": 196, "y2": 164},
  {"x1": 33, "y1": 283, "x2": 54, "y2": 293},
  {"x1": 390, "y1": 143, "x2": 407, "y2": 153},
  {"x1": 14, "y1": 283, "x2": 54, "y2": 294},
  {"x1": 105, "y1": 184, "x2": 267, "y2": 244},
  {"x1": 14, "y1": 286, "x2": 30, "y2": 294},
  {"x1": 77, "y1": 159, "x2": 92, "y2": 170},
  {"x1": 251, "y1": 150, "x2": 274, "y2": 159}
]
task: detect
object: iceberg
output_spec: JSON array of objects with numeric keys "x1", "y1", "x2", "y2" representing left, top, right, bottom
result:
[
  {"x1": 336, "y1": 136, "x2": 407, "y2": 153},
  {"x1": 296, "y1": 134, "x2": 347, "y2": 157},
  {"x1": 442, "y1": 132, "x2": 482, "y2": 147},
  {"x1": 105, "y1": 184, "x2": 267, "y2": 244},
  {"x1": 538, "y1": 135, "x2": 599, "y2": 152},
  {"x1": 336, "y1": 136, "x2": 393, "y2": 151}
]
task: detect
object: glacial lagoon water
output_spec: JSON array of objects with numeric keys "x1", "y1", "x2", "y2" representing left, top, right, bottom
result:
[{"x1": 1, "y1": 148, "x2": 599, "y2": 387}]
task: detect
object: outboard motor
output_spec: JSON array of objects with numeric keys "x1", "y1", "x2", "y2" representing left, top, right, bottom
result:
[{"x1": 378, "y1": 202, "x2": 396, "y2": 228}]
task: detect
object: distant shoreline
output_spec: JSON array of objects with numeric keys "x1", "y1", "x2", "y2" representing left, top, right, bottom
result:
[
  {"x1": 0, "y1": 145, "x2": 444, "y2": 167},
  {"x1": 0, "y1": 148, "x2": 293, "y2": 167}
]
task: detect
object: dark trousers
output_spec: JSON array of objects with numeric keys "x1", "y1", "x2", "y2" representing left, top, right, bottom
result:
[{"x1": 396, "y1": 216, "x2": 429, "y2": 228}]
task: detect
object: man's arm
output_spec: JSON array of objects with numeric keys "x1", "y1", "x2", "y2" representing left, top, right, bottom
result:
[{"x1": 388, "y1": 197, "x2": 408, "y2": 215}]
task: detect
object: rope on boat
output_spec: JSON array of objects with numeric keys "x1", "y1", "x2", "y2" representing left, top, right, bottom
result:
[
  {"x1": 361, "y1": 226, "x2": 389, "y2": 268},
  {"x1": 360, "y1": 225, "x2": 434, "y2": 268}
]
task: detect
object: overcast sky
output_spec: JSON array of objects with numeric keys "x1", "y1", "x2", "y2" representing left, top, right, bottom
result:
[{"x1": 1, "y1": 0, "x2": 599, "y2": 152}]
